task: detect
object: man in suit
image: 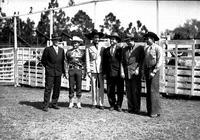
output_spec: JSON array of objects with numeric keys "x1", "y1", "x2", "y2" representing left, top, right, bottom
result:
[
  {"x1": 85, "y1": 29, "x2": 105, "y2": 110},
  {"x1": 41, "y1": 33, "x2": 66, "y2": 112},
  {"x1": 122, "y1": 37, "x2": 145, "y2": 114},
  {"x1": 102, "y1": 32, "x2": 124, "y2": 112}
]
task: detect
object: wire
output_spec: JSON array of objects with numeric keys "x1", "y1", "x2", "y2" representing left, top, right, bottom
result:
[{"x1": 0, "y1": 0, "x2": 112, "y2": 19}]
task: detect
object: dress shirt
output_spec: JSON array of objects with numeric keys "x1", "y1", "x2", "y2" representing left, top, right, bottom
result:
[
  {"x1": 145, "y1": 43, "x2": 163, "y2": 71},
  {"x1": 53, "y1": 45, "x2": 59, "y2": 54}
]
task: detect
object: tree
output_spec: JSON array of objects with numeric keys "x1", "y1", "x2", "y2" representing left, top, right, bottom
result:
[
  {"x1": 100, "y1": 13, "x2": 148, "y2": 42},
  {"x1": 100, "y1": 12, "x2": 121, "y2": 33},
  {"x1": 164, "y1": 19, "x2": 200, "y2": 40},
  {"x1": 37, "y1": 0, "x2": 71, "y2": 46},
  {"x1": 71, "y1": 10, "x2": 94, "y2": 39}
]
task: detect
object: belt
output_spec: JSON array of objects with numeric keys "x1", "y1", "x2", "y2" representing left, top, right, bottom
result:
[{"x1": 69, "y1": 65, "x2": 82, "y2": 69}]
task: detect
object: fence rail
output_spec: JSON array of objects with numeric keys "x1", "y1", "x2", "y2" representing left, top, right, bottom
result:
[
  {"x1": 0, "y1": 47, "x2": 14, "y2": 84},
  {"x1": 164, "y1": 39, "x2": 200, "y2": 96}
]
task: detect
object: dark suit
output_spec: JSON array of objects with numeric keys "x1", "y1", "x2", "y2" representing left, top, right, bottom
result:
[
  {"x1": 41, "y1": 46, "x2": 65, "y2": 107},
  {"x1": 102, "y1": 46, "x2": 124, "y2": 109},
  {"x1": 122, "y1": 45, "x2": 145, "y2": 113}
]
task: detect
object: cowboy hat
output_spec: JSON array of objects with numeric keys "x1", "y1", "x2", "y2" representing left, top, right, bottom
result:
[
  {"x1": 107, "y1": 32, "x2": 121, "y2": 42},
  {"x1": 144, "y1": 31, "x2": 159, "y2": 41},
  {"x1": 71, "y1": 36, "x2": 83, "y2": 43},
  {"x1": 85, "y1": 29, "x2": 104, "y2": 40},
  {"x1": 51, "y1": 33, "x2": 62, "y2": 41}
]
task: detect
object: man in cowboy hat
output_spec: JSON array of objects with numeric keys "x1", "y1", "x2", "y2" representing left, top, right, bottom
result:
[
  {"x1": 65, "y1": 36, "x2": 85, "y2": 109},
  {"x1": 41, "y1": 33, "x2": 66, "y2": 112},
  {"x1": 85, "y1": 29, "x2": 105, "y2": 110},
  {"x1": 102, "y1": 32, "x2": 124, "y2": 112},
  {"x1": 143, "y1": 31, "x2": 163, "y2": 117},
  {"x1": 122, "y1": 36, "x2": 145, "y2": 114}
]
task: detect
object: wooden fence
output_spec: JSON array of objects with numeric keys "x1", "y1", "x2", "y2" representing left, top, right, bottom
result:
[
  {"x1": 0, "y1": 47, "x2": 15, "y2": 84},
  {"x1": 17, "y1": 47, "x2": 91, "y2": 91},
  {"x1": 1, "y1": 39, "x2": 200, "y2": 96},
  {"x1": 164, "y1": 39, "x2": 200, "y2": 96}
]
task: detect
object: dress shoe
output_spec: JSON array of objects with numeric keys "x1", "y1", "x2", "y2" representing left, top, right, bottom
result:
[
  {"x1": 42, "y1": 107, "x2": 48, "y2": 112},
  {"x1": 91, "y1": 105, "x2": 97, "y2": 109},
  {"x1": 109, "y1": 107, "x2": 114, "y2": 111},
  {"x1": 150, "y1": 114, "x2": 160, "y2": 118},
  {"x1": 117, "y1": 107, "x2": 122, "y2": 112},
  {"x1": 99, "y1": 106, "x2": 104, "y2": 110},
  {"x1": 52, "y1": 105, "x2": 60, "y2": 109}
]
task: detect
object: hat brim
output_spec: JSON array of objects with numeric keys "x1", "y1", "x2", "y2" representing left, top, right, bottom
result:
[
  {"x1": 51, "y1": 37, "x2": 62, "y2": 41},
  {"x1": 107, "y1": 35, "x2": 121, "y2": 42},
  {"x1": 144, "y1": 32, "x2": 159, "y2": 41},
  {"x1": 85, "y1": 32, "x2": 104, "y2": 40},
  {"x1": 71, "y1": 40, "x2": 83, "y2": 43}
]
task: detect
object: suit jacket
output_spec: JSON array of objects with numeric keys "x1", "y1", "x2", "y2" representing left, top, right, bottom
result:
[
  {"x1": 41, "y1": 46, "x2": 65, "y2": 76},
  {"x1": 122, "y1": 45, "x2": 145, "y2": 79},
  {"x1": 102, "y1": 45, "x2": 122, "y2": 78},
  {"x1": 86, "y1": 43, "x2": 105, "y2": 73}
]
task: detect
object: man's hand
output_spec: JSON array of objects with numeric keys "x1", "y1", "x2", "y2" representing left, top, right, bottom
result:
[
  {"x1": 150, "y1": 72, "x2": 155, "y2": 78},
  {"x1": 87, "y1": 72, "x2": 92, "y2": 78},
  {"x1": 121, "y1": 72, "x2": 125, "y2": 79},
  {"x1": 135, "y1": 68, "x2": 139, "y2": 75},
  {"x1": 63, "y1": 74, "x2": 67, "y2": 79}
]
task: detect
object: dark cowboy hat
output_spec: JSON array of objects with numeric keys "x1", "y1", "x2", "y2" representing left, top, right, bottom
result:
[
  {"x1": 51, "y1": 33, "x2": 62, "y2": 41},
  {"x1": 107, "y1": 32, "x2": 121, "y2": 42},
  {"x1": 144, "y1": 31, "x2": 159, "y2": 41},
  {"x1": 123, "y1": 34, "x2": 136, "y2": 42},
  {"x1": 85, "y1": 29, "x2": 104, "y2": 40}
]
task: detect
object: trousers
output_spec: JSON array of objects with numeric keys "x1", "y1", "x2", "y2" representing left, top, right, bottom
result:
[
  {"x1": 106, "y1": 76, "x2": 124, "y2": 108},
  {"x1": 91, "y1": 73, "x2": 104, "y2": 106},
  {"x1": 68, "y1": 68, "x2": 82, "y2": 99},
  {"x1": 43, "y1": 76, "x2": 61, "y2": 107}
]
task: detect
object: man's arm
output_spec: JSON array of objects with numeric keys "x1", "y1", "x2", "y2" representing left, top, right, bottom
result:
[{"x1": 41, "y1": 48, "x2": 48, "y2": 67}]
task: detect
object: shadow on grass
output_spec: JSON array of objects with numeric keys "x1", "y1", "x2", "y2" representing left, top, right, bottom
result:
[
  {"x1": 19, "y1": 101, "x2": 110, "y2": 111},
  {"x1": 161, "y1": 93, "x2": 200, "y2": 101}
]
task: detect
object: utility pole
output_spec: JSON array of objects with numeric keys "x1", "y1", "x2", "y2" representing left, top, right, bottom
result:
[
  {"x1": 156, "y1": 0, "x2": 159, "y2": 35},
  {"x1": 14, "y1": 12, "x2": 18, "y2": 87}
]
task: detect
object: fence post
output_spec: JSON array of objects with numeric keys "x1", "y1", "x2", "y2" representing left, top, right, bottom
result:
[
  {"x1": 49, "y1": 9, "x2": 53, "y2": 46},
  {"x1": 191, "y1": 40, "x2": 195, "y2": 95},
  {"x1": 14, "y1": 14, "x2": 19, "y2": 87},
  {"x1": 174, "y1": 43, "x2": 178, "y2": 94}
]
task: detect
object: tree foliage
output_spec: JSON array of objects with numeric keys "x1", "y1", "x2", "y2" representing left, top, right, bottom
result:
[
  {"x1": 165, "y1": 19, "x2": 200, "y2": 40},
  {"x1": 0, "y1": 0, "x2": 150, "y2": 47},
  {"x1": 100, "y1": 13, "x2": 148, "y2": 42},
  {"x1": 71, "y1": 10, "x2": 94, "y2": 38}
]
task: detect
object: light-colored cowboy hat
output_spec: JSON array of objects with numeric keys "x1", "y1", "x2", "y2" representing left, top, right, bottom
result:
[{"x1": 71, "y1": 36, "x2": 83, "y2": 43}]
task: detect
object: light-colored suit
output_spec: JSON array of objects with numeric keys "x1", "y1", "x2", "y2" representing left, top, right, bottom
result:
[{"x1": 86, "y1": 43, "x2": 105, "y2": 106}]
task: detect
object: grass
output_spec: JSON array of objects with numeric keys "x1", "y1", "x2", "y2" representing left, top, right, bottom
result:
[{"x1": 0, "y1": 85, "x2": 200, "y2": 140}]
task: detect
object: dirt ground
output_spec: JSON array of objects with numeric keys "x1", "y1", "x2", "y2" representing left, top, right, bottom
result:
[{"x1": 0, "y1": 85, "x2": 200, "y2": 140}]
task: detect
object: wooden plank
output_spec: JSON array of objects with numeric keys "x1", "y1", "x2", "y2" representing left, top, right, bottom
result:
[
  {"x1": 165, "y1": 88, "x2": 192, "y2": 95},
  {"x1": 166, "y1": 75, "x2": 191, "y2": 82},
  {"x1": 165, "y1": 69, "x2": 192, "y2": 76},
  {"x1": 195, "y1": 40, "x2": 200, "y2": 44},
  {"x1": 167, "y1": 40, "x2": 195, "y2": 45}
]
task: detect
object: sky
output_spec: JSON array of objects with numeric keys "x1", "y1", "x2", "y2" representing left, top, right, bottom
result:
[{"x1": 1, "y1": 0, "x2": 200, "y2": 35}]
